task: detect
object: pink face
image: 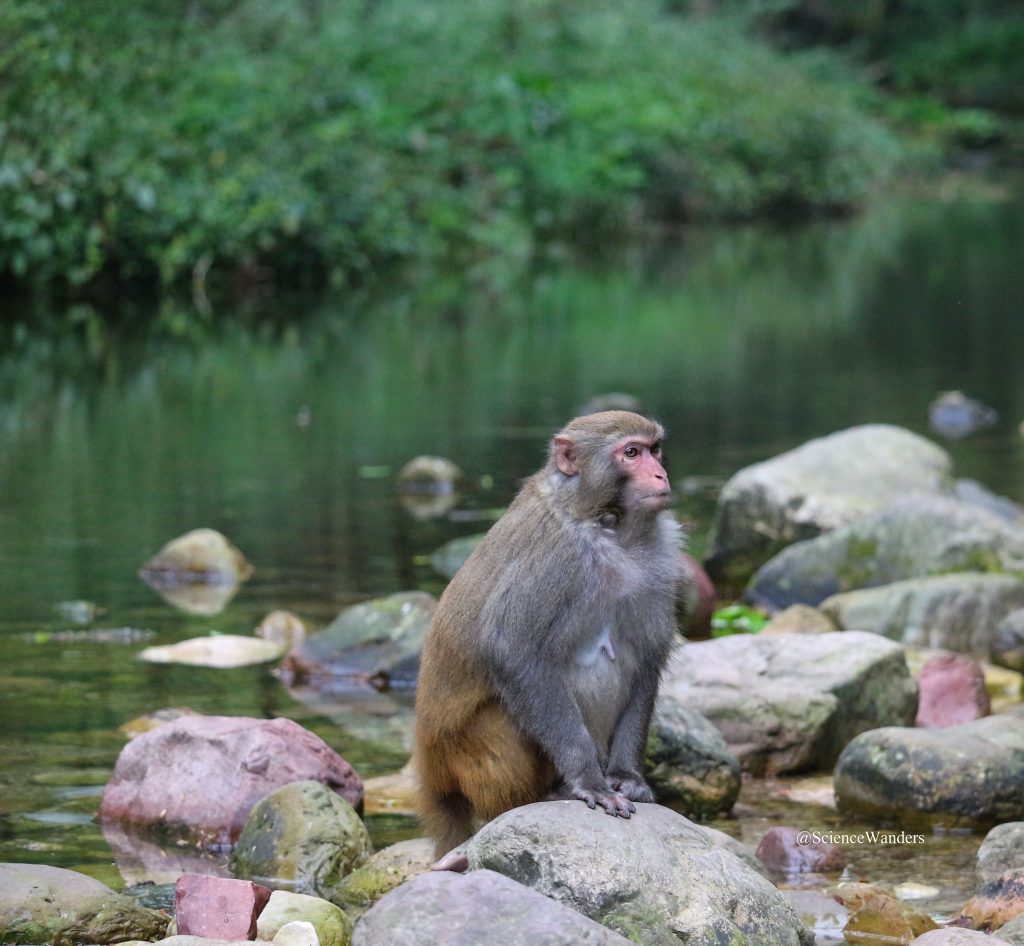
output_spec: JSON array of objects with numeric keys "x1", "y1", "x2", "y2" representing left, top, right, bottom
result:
[{"x1": 611, "y1": 436, "x2": 671, "y2": 510}]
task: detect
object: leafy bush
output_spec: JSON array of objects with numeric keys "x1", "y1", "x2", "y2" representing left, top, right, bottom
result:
[{"x1": 0, "y1": 0, "x2": 906, "y2": 290}]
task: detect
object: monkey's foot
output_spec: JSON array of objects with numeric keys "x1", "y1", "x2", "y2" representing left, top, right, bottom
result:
[
  {"x1": 574, "y1": 786, "x2": 636, "y2": 818},
  {"x1": 431, "y1": 848, "x2": 470, "y2": 872},
  {"x1": 609, "y1": 774, "x2": 655, "y2": 804}
]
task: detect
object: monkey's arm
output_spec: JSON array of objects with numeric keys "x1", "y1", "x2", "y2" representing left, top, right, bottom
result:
[{"x1": 605, "y1": 650, "x2": 663, "y2": 803}]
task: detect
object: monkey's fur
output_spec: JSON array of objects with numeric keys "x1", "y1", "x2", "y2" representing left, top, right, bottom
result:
[{"x1": 413, "y1": 411, "x2": 683, "y2": 858}]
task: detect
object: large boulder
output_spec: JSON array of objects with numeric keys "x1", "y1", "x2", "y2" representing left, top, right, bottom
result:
[
  {"x1": 279, "y1": 592, "x2": 436, "y2": 687},
  {"x1": 645, "y1": 702, "x2": 741, "y2": 817},
  {"x1": 465, "y1": 801, "x2": 814, "y2": 946},
  {"x1": 229, "y1": 780, "x2": 372, "y2": 899},
  {"x1": 351, "y1": 869, "x2": 635, "y2": 946},
  {"x1": 820, "y1": 574, "x2": 1024, "y2": 661},
  {"x1": 0, "y1": 863, "x2": 167, "y2": 945},
  {"x1": 658, "y1": 632, "x2": 917, "y2": 774},
  {"x1": 748, "y1": 496, "x2": 1024, "y2": 610},
  {"x1": 705, "y1": 426, "x2": 953, "y2": 586},
  {"x1": 99, "y1": 715, "x2": 362, "y2": 848},
  {"x1": 835, "y1": 708, "x2": 1024, "y2": 828}
]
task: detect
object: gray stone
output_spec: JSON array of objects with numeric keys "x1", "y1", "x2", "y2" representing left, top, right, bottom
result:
[
  {"x1": 230, "y1": 780, "x2": 372, "y2": 899},
  {"x1": 99, "y1": 715, "x2": 363, "y2": 848},
  {"x1": 835, "y1": 708, "x2": 1024, "y2": 828},
  {"x1": 658, "y1": 632, "x2": 917, "y2": 774},
  {"x1": 429, "y1": 534, "x2": 484, "y2": 580},
  {"x1": 280, "y1": 592, "x2": 436, "y2": 687},
  {"x1": 821, "y1": 573, "x2": 1024, "y2": 660},
  {"x1": 645, "y1": 702, "x2": 741, "y2": 817},
  {"x1": 0, "y1": 863, "x2": 167, "y2": 945},
  {"x1": 955, "y1": 479, "x2": 1024, "y2": 524},
  {"x1": 979, "y1": 823, "x2": 1024, "y2": 884},
  {"x1": 705, "y1": 425, "x2": 953, "y2": 585},
  {"x1": 465, "y1": 801, "x2": 814, "y2": 946},
  {"x1": 748, "y1": 495, "x2": 1024, "y2": 610},
  {"x1": 256, "y1": 891, "x2": 351, "y2": 946},
  {"x1": 994, "y1": 610, "x2": 1024, "y2": 672},
  {"x1": 995, "y1": 914, "x2": 1024, "y2": 946},
  {"x1": 351, "y1": 869, "x2": 635, "y2": 946},
  {"x1": 273, "y1": 921, "x2": 321, "y2": 946}
]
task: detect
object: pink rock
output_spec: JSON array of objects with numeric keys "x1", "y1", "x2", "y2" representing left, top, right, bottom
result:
[
  {"x1": 99, "y1": 715, "x2": 362, "y2": 848},
  {"x1": 175, "y1": 873, "x2": 271, "y2": 939},
  {"x1": 755, "y1": 826, "x2": 845, "y2": 873},
  {"x1": 916, "y1": 653, "x2": 991, "y2": 728}
]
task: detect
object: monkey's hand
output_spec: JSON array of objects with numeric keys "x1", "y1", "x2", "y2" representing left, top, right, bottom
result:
[
  {"x1": 569, "y1": 780, "x2": 636, "y2": 818},
  {"x1": 607, "y1": 772, "x2": 655, "y2": 804}
]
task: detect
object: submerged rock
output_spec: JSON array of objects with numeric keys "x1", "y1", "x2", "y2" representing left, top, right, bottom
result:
[
  {"x1": 645, "y1": 702, "x2": 741, "y2": 818},
  {"x1": 99, "y1": 715, "x2": 362, "y2": 848},
  {"x1": 705, "y1": 425, "x2": 953, "y2": 586},
  {"x1": 351, "y1": 869, "x2": 635, "y2": 946},
  {"x1": 821, "y1": 573, "x2": 1024, "y2": 661},
  {"x1": 834, "y1": 708, "x2": 1024, "y2": 828},
  {"x1": 749, "y1": 496, "x2": 1024, "y2": 610},
  {"x1": 280, "y1": 592, "x2": 436, "y2": 687},
  {"x1": 465, "y1": 801, "x2": 814, "y2": 946},
  {"x1": 229, "y1": 780, "x2": 372, "y2": 900},
  {"x1": 835, "y1": 883, "x2": 937, "y2": 945},
  {"x1": 0, "y1": 863, "x2": 167, "y2": 945},
  {"x1": 658, "y1": 632, "x2": 917, "y2": 774},
  {"x1": 138, "y1": 634, "x2": 286, "y2": 668},
  {"x1": 979, "y1": 823, "x2": 1024, "y2": 884},
  {"x1": 139, "y1": 528, "x2": 253, "y2": 587}
]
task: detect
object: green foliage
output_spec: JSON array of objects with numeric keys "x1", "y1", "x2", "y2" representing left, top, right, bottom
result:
[
  {"x1": 0, "y1": 0, "x2": 907, "y2": 289},
  {"x1": 711, "y1": 604, "x2": 769, "y2": 637}
]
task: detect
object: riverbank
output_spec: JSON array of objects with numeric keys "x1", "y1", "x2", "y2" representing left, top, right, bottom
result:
[{"x1": 2, "y1": 0, "x2": 1021, "y2": 296}]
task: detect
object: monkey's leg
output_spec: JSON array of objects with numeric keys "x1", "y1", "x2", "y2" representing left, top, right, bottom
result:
[{"x1": 605, "y1": 669, "x2": 659, "y2": 803}]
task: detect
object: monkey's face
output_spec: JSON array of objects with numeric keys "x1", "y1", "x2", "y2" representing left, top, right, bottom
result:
[{"x1": 611, "y1": 436, "x2": 671, "y2": 512}]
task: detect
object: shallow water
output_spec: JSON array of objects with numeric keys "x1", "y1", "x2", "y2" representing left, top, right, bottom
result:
[{"x1": 0, "y1": 175, "x2": 1022, "y2": 913}]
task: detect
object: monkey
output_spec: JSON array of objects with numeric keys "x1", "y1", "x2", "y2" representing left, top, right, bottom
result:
[{"x1": 413, "y1": 410, "x2": 683, "y2": 861}]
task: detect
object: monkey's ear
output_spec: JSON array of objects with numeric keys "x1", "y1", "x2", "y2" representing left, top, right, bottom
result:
[{"x1": 553, "y1": 436, "x2": 580, "y2": 476}]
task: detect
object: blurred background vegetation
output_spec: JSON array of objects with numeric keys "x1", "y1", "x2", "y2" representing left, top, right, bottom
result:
[{"x1": 1, "y1": 0, "x2": 1021, "y2": 294}]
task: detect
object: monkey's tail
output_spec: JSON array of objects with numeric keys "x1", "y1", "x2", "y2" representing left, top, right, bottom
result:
[{"x1": 417, "y1": 784, "x2": 475, "y2": 860}]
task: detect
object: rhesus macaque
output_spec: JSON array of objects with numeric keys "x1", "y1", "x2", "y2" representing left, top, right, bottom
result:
[{"x1": 414, "y1": 411, "x2": 683, "y2": 859}]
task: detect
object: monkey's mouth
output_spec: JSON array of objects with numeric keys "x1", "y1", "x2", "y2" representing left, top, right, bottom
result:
[{"x1": 638, "y1": 489, "x2": 673, "y2": 508}]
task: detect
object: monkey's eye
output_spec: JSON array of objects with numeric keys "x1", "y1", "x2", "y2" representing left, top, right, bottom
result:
[{"x1": 623, "y1": 445, "x2": 641, "y2": 459}]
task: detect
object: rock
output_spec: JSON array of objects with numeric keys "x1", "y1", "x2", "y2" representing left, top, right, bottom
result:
[
  {"x1": 958, "y1": 869, "x2": 1024, "y2": 931},
  {"x1": 257, "y1": 611, "x2": 308, "y2": 650},
  {"x1": 761, "y1": 604, "x2": 836, "y2": 636},
  {"x1": 756, "y1": 827, "x2": 845, "y2": 874},
  {"x1": 351, "y1": 869, "x2": 636, "y2": 946},
  {"x1": 256, "y1": 891, "x2": 352, "y2": 946},
  {"x1": 956, "y1": 480, "x2": 1024, "y2": 524},
  {"x1": 99, "y1": 715, "x2": 362, "y2": 848},
  {"x1": 118, "y1": 707, "x2": 199, "y2": 739},
  {"x1": 835, "y1": 883, "x2": 937, "y2": 944},
  {"x1": 0, "y1": 863, "x2": 168, "y2": 945},
  {"x1": 143, "y1": 582, "x2": 241, "y2": 616},
  {"x1": 428, "y1": 534, "x2": 483, "y2": 580},
  {"x1": 395, "y1": 456, "x2": 463, "y2": 493},
  {"x1": 138, "y1": 528, "x2": 252, "y2": 587},
  {"x1": 916, "y1": 653, "x2": 991, "y2": 727},
  {"x1": 138, "y1": 634, "x2": 287, "y2": 668},
  {"x1": 834, "y1": 709, "x2": 1024, "y2": 828},
  {"x1": 175, "y1": 874, "x2": 271, "y2": 940},
  {"x1": 749, "y1": 496, "x2": 1024, "y2": 610},
  {"x1": 781, "y1": 890, "x2": 849, "y2": 945},
  {"x1": 333, "y1": 839, "x2": 434, "y2": 917},
  {"x1": 645, "y1": 702, "x2": 741, "y2": 817},
  {"x1": 658, "y1": 632, "x2": 917, "y2": 774},
  {"x1": 996, "y1": 915, "x2": 1024, "y2": 945},
  {"x1": 979, "y1": 823, "x2": 1024, "y2": 884},
  {"x1": 698, "y1": 826, "x2": 771, "y2": 879},
  {"x1": 821, "y1": 573, "x2": 1024, "y2": 660},
  {"x1": 465, "y1": 801, "x2": 814, "y2": 946},
  {"x1": 929, "y1": 390, "x2": 998, "y2": 440},
  {"x1": 273, "y1": 921, "x2": 320, "y2": 946},
  {"x1": 705, "y1": 425, "x2": 953, "y2": 586},
  {"x1": 279, "y1": 592, "x2": 436, "y2": 687},
  {"x1": 230, "y1": 780, "x2": 372, "y2": 899},
  {"x1": 994, "y1": 610, "x2": 1024, "y2": 671},
  {"x1": 911, "y1": 931, "x2": 1014, "y2": 946},
  {"x1": 678, "y1": 553, "x2": 715, "y2": 639}
]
